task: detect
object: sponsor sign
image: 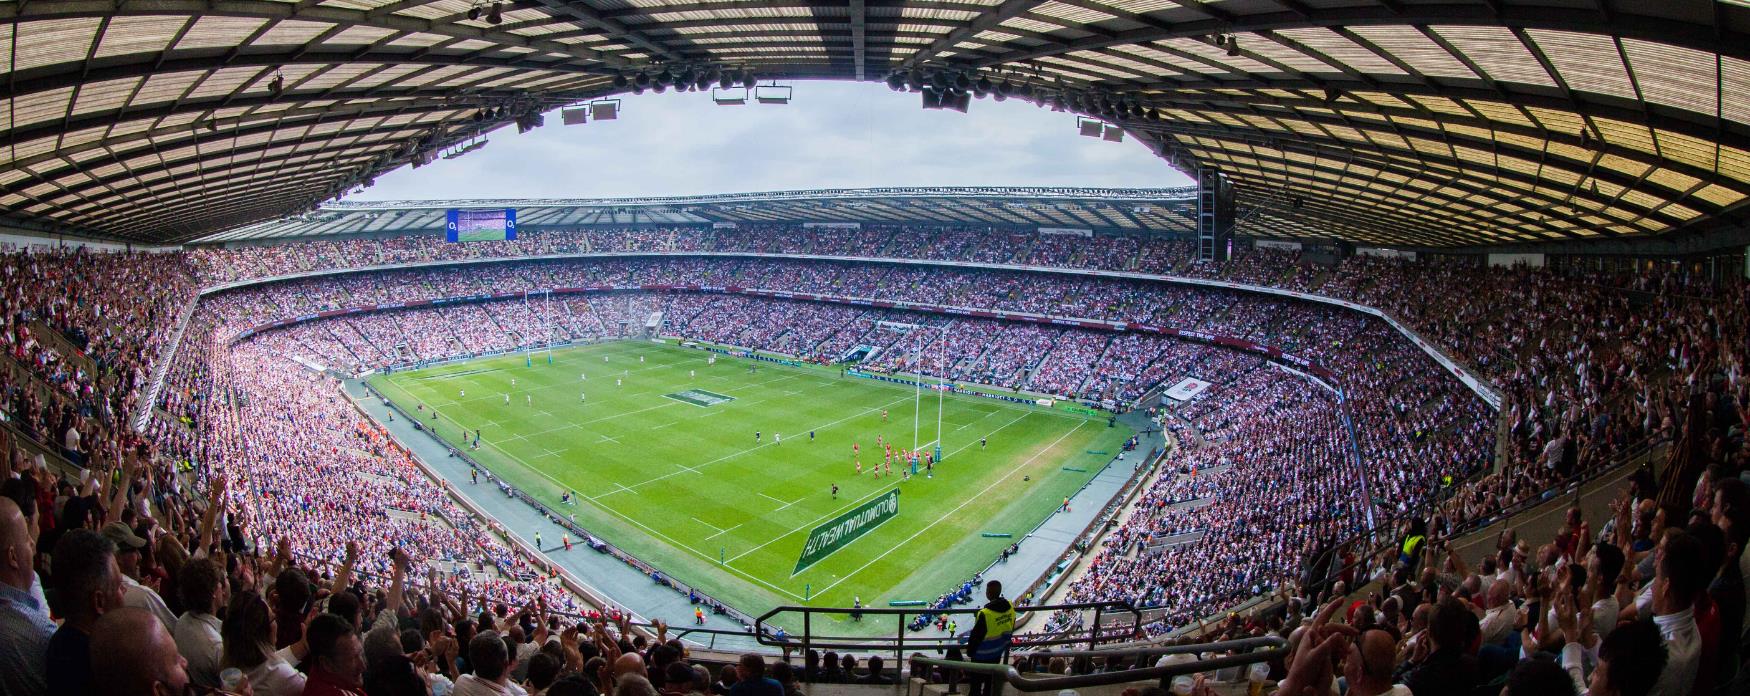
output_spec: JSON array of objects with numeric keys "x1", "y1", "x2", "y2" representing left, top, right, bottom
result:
[
  {"x1": 662, "y1": 389, "x2": 736, "y2": 407},
  {"x1": 793, "y1": 488, "x2": 900, "y2": 574}
]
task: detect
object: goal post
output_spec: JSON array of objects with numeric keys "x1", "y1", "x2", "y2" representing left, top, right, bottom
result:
[{"x1": 875, "y1": 321, "x2": 949, "y2": 461}]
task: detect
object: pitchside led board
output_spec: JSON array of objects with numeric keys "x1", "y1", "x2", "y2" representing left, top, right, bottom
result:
[
  {"x1": 793, "y1": 488, "x2": 900, "y2": 575},
  {"x1": 445, "y1": 208, "x2": 518, "y2": 242}
]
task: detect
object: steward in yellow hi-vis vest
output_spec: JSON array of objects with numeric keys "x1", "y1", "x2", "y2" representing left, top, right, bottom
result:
[
  {"x1": 966, "y1": 580, "x2": 1022, "y2": 661},
  {"x1": 965, "y1": 581, "x2": 1016, "y2": 696}
]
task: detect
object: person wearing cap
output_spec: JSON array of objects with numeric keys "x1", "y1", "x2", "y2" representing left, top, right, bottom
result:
[{"x1": 102, "y1": 520, "x2": 175, "y2": 630}]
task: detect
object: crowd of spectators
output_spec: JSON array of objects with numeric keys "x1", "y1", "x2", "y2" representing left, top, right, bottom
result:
[{"x1": 2, "y1": 227, "x2": 1746, "y2": 696}]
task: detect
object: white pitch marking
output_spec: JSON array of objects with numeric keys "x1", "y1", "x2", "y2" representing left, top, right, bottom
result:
[{"x1": 811, "y1": 420, "x2": 1087, "y2": 594}]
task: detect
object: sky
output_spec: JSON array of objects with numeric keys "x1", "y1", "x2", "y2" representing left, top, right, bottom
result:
[{"x1": 357, "y1": 80, "x2": 1191, "y2": 201}]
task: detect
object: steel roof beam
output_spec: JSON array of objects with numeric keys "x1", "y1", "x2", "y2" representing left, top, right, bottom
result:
[
  {"x1": 1113, "y1": 75, "x2": 1750, "y2": 150},
  {"x1": 1128, "y1": 101, "x2": 1738, "y2": 219},
  {"x1": 0, "y1": 49, "x2": 609, "y2": 105},
  {"x1": 0, "y1": 1, "x2": 640, "y2": 69},
  {"x1": 524, "y1": 0, "x2": 688, "y2": 63},
  {"x1": 960, "y1": 2, "x2": 1750, "y2": 67},
  {"x1": 898, "y1": 0, "x2": 1051, "y2": 71},
  {"x1": 13, "y1": 128, "x2": 421, "y2": 208}
]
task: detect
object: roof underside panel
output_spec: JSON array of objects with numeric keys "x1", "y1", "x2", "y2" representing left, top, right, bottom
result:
[{"x1": 0, "y1": 0, "x2": 1747, "y2": 246}]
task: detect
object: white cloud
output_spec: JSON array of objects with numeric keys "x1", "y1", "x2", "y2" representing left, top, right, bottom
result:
[{"x1": 357, "y1": 80, "x2": 1192, "y2": 201}]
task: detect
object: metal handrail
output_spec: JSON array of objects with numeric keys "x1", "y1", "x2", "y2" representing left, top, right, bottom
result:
[
  {"x1": 1021, "y1": 636, "x2": 1283, "y2": 659},
  {"x1": 908, "y1": 636, "x2": 1285, "y2": 695},
  {"x1": 755, "y1": 601, "x2": 1141, "y2": 661}
]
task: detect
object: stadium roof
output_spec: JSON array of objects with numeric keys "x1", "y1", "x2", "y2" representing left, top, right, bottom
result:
[
  {"x1": 198, "y1": 186, "x2": 1204, "y2": 241},
  {"x1": 2, "y1": 0, "x2": 1748, "y2": 247}
]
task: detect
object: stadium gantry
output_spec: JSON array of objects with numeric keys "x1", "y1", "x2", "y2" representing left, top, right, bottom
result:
[
  {"x1": 198, "y1": 187, "x2": 1204, "y2": 240},
  {"x1": 3, "y1": 0, "x2": 1749, "y2": 249}
]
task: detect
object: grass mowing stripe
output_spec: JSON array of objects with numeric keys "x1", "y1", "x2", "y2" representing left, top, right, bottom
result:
[
  {"x1": 599, "y1": 391, "x2": 920, "y2": 497},
  {"x1": 722, "y1": 406, "x2": 1026, "y2": 565},
  {"x1": 368, "y1": 340, "x2": 1132, "y2": 626}
]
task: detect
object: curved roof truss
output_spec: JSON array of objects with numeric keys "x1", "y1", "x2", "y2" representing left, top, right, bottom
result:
[{"x1": 1, "y1": 0, "x2": 1746, "y2": 246}]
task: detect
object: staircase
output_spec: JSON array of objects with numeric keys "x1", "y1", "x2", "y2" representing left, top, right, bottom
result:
[{"x1": 27, "y1": 320, "x2": 96, "y2": 373}]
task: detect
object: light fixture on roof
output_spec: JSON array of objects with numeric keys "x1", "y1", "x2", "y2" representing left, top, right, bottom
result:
[
  {"x1": 486, "y1": 2, "x2": 502, "y2": 25},
  {"x1": 1226, "y1": 35, "x2": 1240, "y2": 56},
  {"x1": 268, "y1": 73, "x2": 284, "y2": 97},
  {"x1": 885, "y1": 73, "x2": 906, "y2": 91},
  {"x1": 467, "y1": 1, "x2": 482, "y2": 20},
  {"x1": 712, "y1": 87, "x2": 748, "y2": 105},
  {"x1": 1323, "y1": 86, "x2": 1340, "y2": 104},
  {"x1": 1077, "y1": 116, "x2": 1105, "y2": 138},
  {"x1": 754, "y1": 83, "x2": 792, "y2": 104},
  {"x1": 589, "y1": 99, "x2": 619, "y2": 120},
  {"x1": 1579, "y1": 127, "x2": 1595, "y2": 149},
  {"x1": 740, "y1": 70, "x2": 757, "y2": 89},
  {"x1": 560, "y1": 106, "x2": 589, "y2": 124},
  {"x1": 612, "y1": 73, "x2": 629, "y2": 89}
]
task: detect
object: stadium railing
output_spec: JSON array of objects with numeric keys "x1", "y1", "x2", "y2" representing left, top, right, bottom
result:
[
  {"x1": 754, "y1": 600, "x2": 1141, "y2": 662},
  {"x1": 907, "y1": 636, "x2": 1286, "y2": 695}
]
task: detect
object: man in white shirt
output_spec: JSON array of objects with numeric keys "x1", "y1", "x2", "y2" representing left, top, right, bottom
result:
[
  {"x1": 1648, "y1": 532, "x2": 1705, "y2": 696},
  {"x1": 172, "y1": 557, "x2": 227, "y2": 688},
  {"x1": 1477, "y1": 580, "x2": 1516, "y2": 646},
  {"x1": 100, "y1": 521, "x2": 176, "y2": 629},
  {"x1": 1587, "y1": 543, "x2": 1626, "y2": 643},
  {"x1": 454, "y1": 631, "x2": 528, "y2": 696}
]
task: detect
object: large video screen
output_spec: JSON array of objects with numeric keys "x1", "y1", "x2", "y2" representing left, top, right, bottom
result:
[{"x1": 445, "y1": 208, "x2": 518, "y2": 242}]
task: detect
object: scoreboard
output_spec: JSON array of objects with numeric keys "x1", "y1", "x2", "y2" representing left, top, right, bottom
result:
[{"x1": 445, "y1": 208, "x2": 518, "y2": 242}]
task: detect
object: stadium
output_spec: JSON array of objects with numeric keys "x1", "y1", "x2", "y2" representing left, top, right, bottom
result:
[{"x1": 0, "y1": 3, "x2": 1747, "y2": 696}]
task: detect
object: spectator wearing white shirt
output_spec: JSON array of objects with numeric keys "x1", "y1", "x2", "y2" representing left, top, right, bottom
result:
[
  {"x1": 1646, "y1": 531, "x2": 1704, "y2": 696},
  {"x1": 222, "y1": 590, "x2": 308, "y2": 696},
  {"x1": 172, "y1": 557, "x2": 226, "y2": 688},
  {"x1": 1477, "y1": 581, "x2": 1517, "y2": 646},
  {"x1": 100, "y1": 521, "x2": 176, "y2": 630}
]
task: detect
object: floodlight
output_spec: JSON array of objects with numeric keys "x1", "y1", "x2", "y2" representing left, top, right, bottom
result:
[
  {"x1": 712, "y1": 87, "x2": 748, "y2": 105},
  {"x1": 1102, "y1": 124, "x2": 1124, "y2": 142},
  {"x1": 1077, "y1": 117, "x2": 1104, "y2": 138},
  {"x1": 944, "y1": 89, "x2": 971, "y2": 113},
  {"x1": 486, "y1": 2, "x2": 502, "y2": 24},
  {"x1": 561, "y1": 107, "x2": 588, "y2": 125},
  {"x1": 754, "y1": 84, "x2": 792, "y2": 104},
  {"x1": 590, "y1": 99, "x2": 620, "y2": 120}
]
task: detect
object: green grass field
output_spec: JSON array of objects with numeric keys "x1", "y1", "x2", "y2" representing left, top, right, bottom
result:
[{"x1": 367, "y1": 340, "x2": 1132, "y2": 629}]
